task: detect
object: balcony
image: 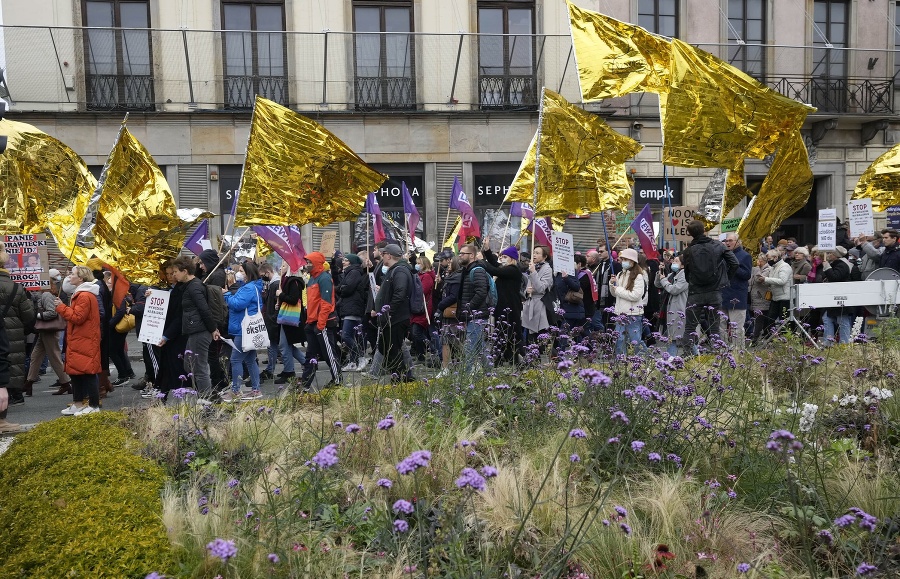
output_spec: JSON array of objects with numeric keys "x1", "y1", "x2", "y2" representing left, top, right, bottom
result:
[{"x1": 0, "y1": 27, "x2": 897, "y2": 117}]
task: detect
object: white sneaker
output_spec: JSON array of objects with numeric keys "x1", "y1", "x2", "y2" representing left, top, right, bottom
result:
[
  {"x1": 240, "y1": 390, "x2": 263, "y2": 401},
  {"x1": 436, "y1": 368, "x2": 450, "y2": 379},
  {"x1": 341, "y1": 362, "x2": 358, "y2": 373},
  {"x1": 141, "y1": 387, "x2": 160, "y2": 399},
  {"x1": 61, "y1": 404, "x2": 84, "y2": 416},
  {"x1": 196, "y1": 398, "x2": 214, "y2": 406},
  {"x1": 356, "y1": 357, "x2": 370, "y2": 372},
  {"x1": 76, "y1": 405, "x2": 100, "y2": 416}
]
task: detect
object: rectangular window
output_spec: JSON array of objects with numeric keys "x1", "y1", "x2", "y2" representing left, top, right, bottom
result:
[
  {"x1": 477, "y1": 1, "x2": 536, "y2": 109},
  {"x1": 222, "y1": 1, "x2": 287, "y2": 109},
  {"x1": 83, "y1": 0, "x2": 154, "y2": 110},
  {"x1": 727, "y1": 0, "x2": 765, "y2": 79},
  {"x1": 895, "y1": 2, "x2": 900, "y2": 80},
  {"x1": 638, "y1": 0, "x2": 678, "y2": 37},
  {"x1": 353, "y1": 2, "x2": 416, "y2": 110},
  {"x1": 812, "y1": 0, "x2": 848, "y2": 112}
]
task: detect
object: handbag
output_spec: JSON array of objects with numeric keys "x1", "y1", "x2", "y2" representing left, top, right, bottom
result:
[
  {"x1": 35, "y1": 313, "x2": 67, "y2": 332},
  {"x1": 764, "y1": 290, "x2": 773, "y2": 301},
  {"x1": 240, "y1": 288, "x2": 271, "y2": 352},
  {"x1": 564, "y1": 289, "x2": 584, "y2": 304},
  {"x1": 115, "y1": 310, "x2": 136, "y2": 333},
  {"x1": 442, "y1": 303, "x2": 457, "y2": 319},
  {"x1": 276, "y1": 301, "x2": 304, "y2": 327}
]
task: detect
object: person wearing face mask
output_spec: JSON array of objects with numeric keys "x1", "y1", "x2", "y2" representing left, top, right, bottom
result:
[
  {"x1": 300, "y1": 252, "x2": 342, "y2": 390},
  {"x1": 257, "y1": 263, "x2": 281, "y2": 382},
  {"x1": 408, "y1": 255, "x2": 436, "y2": 364},
  {"x1": 756, "y1": 249, "x2": 793, "y2": 337},
  {"x1": 820, "y1": 246, "x2": 854, "y2": 345},
  {"x1": 749, "y1": 253, "x2": 773, "y2": 345},
  {"x1": 337, "y1": 254, "x2": 370, "y2": 372},
  {"x1": 371, "y1": 244, "x2": 415, "y2": 382},
  {"x1": 481, "y1": 243, "x2": 525, "y2": 366},
  {"x1": 274, "y1": 261, "x2": 307, "y2": 385},
  {"x1": 609, "y1": 248, "x2": 647, "y2": 356},
  {"x1": 655, "y1": 255, "x2": 688, "y2": 356},
  {"x1": 522, "y1": 245, "x2": 554, "y2": 346}
]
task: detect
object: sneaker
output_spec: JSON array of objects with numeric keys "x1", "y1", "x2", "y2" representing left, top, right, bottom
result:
[
  {"x1": 0, "y1": 419, "x2": 23, "y2": 434},
  {"x1": 356, "y1": 357, "x2": 370, "y2": 372},
  {"x1": 220, "y1": 391, "x2": 240, "y2": 403},
  {"x1": 111, "y1": 376, "x2": 131, "y2": 387},
  {"x1": 75, "y1": 405, "x2": 100, "y2": 416},
  {"x1": 141, "y1": 387, "x2": 161, "y2": 399},
  {"x1": 196, "y1": 398, "x2": 214, "y2": 406},
  {"x1": 274, "y1": 372, "x2": 295, "y2": 385},
  {"x1": 341, "y1": 362, "x2": 358, "y2": 373},
  {"x1": 61, "y1": 404, "x2": 84, "y2": 416},
  {"x1": 436, "y1": 368, "x2": 450, "y2": 379},
  {"x1": 240, "y1": 390, "x2": 263, "y2": 401},
  {"x1": 259, "y1": 370, "x2": 274, "y2": 381},
  {"x1": 8, "y1": 396, "x2": 25, "y2": 406}
]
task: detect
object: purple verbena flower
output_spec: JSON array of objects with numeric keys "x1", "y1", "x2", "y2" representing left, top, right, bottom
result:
[
  {"x1": 480, "y1": 466, "x2": 498, "y2": 478},
  {"x1": 856, "y1": 563, "x2": 877, "y2": 576},
  {"x1": 345, "y1": 423, "x2": 360, "y2": 433},
  {"x1": 631, "y1": 440, "x2": 645, "y2": 453},
  {"x1": 312, "y1": 443, "x2": 339, "y2": 469},
  {"x1": 393, "y1": 499, "x2": 414, "y2": 514},
  {"x1": 569, "y1": 428, "x2": 587, "y2": 439},
  {"x1": 268, "y1": 553, "x2": 280, "y2": 564},
  {"x1": 737, "y1": 563, "x2": 750, "y2": 573},
  {"x1": 395, "y1": 450, "x2": 432, "y2": 475},
  {"x1": 393, "y1": 519, "x2": 409, "y2": 533},
  {"x1": 206, "y1": 538, "x2": 237, "y2": 561},
  {"x1": 377, "y1": 415, "x2": 395, "y2": 430},
  {"x1": 455, "y1": 467, "x2": 487, "y2": 491},
  {"x1": 376, "y1": 478, "x2": 393, "y2": 488}
]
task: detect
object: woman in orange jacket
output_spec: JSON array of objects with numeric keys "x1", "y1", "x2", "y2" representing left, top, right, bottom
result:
[{"x1": 54, "y1": 265, "x2": 102, "y2": 416}]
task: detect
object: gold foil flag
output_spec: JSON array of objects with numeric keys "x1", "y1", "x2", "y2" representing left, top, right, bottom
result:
[
  {"x1": 661, "y1": 39, "x2": 814, "y2": 170},
  {"x1": 505, "y1": 88, "x2": 642, "y2": 217},
  {"x1": 55, "y1": 124, "x2": 211, "y2": 284},
  {"x1": 737, "y1": 131, "x2": 813, "y2": 247},
  {"x1": 567, "y1": 0, "x2": 671, "y2": 100},
  {"x1": 0, "y1": 119, "x2": 97, "y2": 236},
  {"x1": 235, "y1": 96, "x2": 386, "y2": 227},
  {"x1": 853, "y1": 143, "x2": 900, "y2": 212}
]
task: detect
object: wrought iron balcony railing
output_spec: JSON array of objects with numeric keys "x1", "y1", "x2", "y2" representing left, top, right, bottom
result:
[{"x1": 0, "y1": 27, "x2": 897, "y2": 117}]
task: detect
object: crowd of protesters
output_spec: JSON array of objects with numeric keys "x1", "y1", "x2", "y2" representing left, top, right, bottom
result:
[{"x1": 1, "y1": 218, "x2": 898, "y2": 432}]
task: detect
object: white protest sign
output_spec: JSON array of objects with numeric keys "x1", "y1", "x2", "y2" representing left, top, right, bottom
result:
[
  {"x1": 846, "y1": 198, "x2": 874, "y2": 237},
  {"x1": 819, "y1": 208, "x2": 836, "y2": 222},
  {"x1": 551, "y1": 231, "x2": 575, "y2": 275},
  {"x1": 817, "y1": 219, "x2": 836, "y2": 251},
  {"x1": 138, "y1": 290, "x2": 170, "y2": 344}
]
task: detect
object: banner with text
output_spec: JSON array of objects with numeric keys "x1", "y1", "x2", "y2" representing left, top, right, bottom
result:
[
  {"x1": 847, "y1": 198, "x2": 875, "y2": 237},
  {"x1": 3, "y1": 234, "x2": 50, "y2": 290},
  {"x1": 551, "y1": 231, "x2": 575, "y2": 276},
  {"x1": 138, "y1": 290, "x2": 171, "y2": 345},
  {"x1": 817, "y1": 208, "x2": 837, "y2": 251}
]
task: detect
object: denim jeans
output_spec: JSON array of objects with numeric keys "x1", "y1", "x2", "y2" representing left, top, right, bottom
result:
[
  {"x1": 614, "y1": 314, "x2": 645, "y2": 356},
  {"x1": 464, "y1": 319, "x2": 488, "y2": 366},
  {"x1": 823, "y1": 310, "x2": 853, "y2": 346},
  {"x1": 341, "y1": 318, "x2": 364, "y2": 364},
  {"x1": 589, "y1": 309, "x2": 605, "y2": 332},
  {"x1": 265, "y1": 341, "x2": 279, "y2": 374},
  {"x1": 185, "y1": 331, "x2": 212, "y2": 394},
  {"x1": 279, "y1": 326, "x2": 306, "y2": 373},
  {"x1": 230, "y1": 333, "x2": 260, "y2": 393}
]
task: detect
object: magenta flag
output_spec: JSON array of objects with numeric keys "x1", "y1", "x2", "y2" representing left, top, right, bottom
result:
[
  {"x1": 184, "y1": 219, "x2": 210, "y2": 256},
  {"x1": 510, "y1": 202, "x2": 534, "y2": 220},
  {"x1": 450, "y1": 176, "x2": 481, "y2": 239},
  {"x1": 401, "y1": 181, "x2": 420, "y2": 244},
  {"x1": 364, "y1": 192, "x2": 386, "y2": 243},
  {"x1": 253, "y1": 225, "x2": 307, "y2": 272},
  {"x1": 528, "y1": 217, "x2": 553, "y2": 249},
  {"x1": 629, "y1": 204, "x2": 659, "y2": 260}
]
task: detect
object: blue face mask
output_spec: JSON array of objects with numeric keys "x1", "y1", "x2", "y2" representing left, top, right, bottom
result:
[
  {"x1": 621, "y1": 261, "x2": 632, "y2": 270},
  {"x1": 415, "y1": 264, "x2": 422, "y2": 272},
  {"x1": 671, "y1": 264, "x2": 681, "y2": 272},
  {"x1": 381, "y1": 265, "x2": 389, "y2": 275}
]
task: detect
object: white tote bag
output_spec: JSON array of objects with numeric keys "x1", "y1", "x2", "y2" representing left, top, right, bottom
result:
[{"x1": 239, "y1": 288, "x2": 270, "y2": 352}]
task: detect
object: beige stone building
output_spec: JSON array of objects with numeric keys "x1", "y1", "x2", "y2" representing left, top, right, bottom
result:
[{"x1": 1, "y1": 0, "x2": 899, "y2": 252}]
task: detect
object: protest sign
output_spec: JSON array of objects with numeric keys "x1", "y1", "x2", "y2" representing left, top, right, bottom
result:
[
  {"x1": 613, "y1": 210, "x2": 636, "y2": 236},
  {"x1": 3, "y1": 234, "x2": 50, "y2": 290},
  {"x1": 721, "y1": 218, "x2": 741, "y2": 233},
  {"x1": 551, "y1": 231, "x2": 575, "y2": 275},
  {"x1": 887, "y1": 206, "x2": 900, "y2": 230},
  {"x1": 138, "y1": 290, "x2": 170, "y2": 345},
  {"x1": 664, "y1": 206, "x2": 696, "y2": 244},
  {"x1": 817, "y1": 208, "x2": 837, "y2": 251},
  {"x1": 846, "y1": 198, "x2": 874, "y2": 237},
  {"x1": 319, "y1": 230, "x2": 337, "y2": 256}
]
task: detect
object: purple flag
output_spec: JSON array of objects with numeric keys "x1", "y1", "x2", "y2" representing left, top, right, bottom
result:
[
  {"x1": 401, "y1": 181, "x2": 420, "y2": 244},
  {"x1": 449, "y1": 176, "x2": 481, "y2": 239},
  {"x1": 528, "y1": 217, "x2": 553, "y2": 249},
  {"x1": 629, "y1": 204, "x2": 659, "y2": 260},
  {"x1": 184, "y1": 219, "x2": 210, "y2": 256},
  {"x1": 364, "y1": 192, "x2": 386, "y2": 243},
  {"x1": 510, "y1": 202, "x2": 534, "y2": 220},
  {"x1": 253, "y1": 225, "x2": 307, "y2": 272}
]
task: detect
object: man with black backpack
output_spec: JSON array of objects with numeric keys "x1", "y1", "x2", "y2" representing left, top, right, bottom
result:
[
  {"x1": 372, "y1": 244, "x2": 415, "y2": 382},
  {"x1": 456, "y1": 243, "x2": 494, "y2": 369},
  {"x1": 680, "y1": 220, "x2": 739, "y2": 355}
]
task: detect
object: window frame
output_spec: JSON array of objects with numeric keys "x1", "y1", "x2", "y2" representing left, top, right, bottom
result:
[
  {"x1": 220, "y1": 0, "x2": 288, "y2": 109},
  {"x1": 812, "y1": 0, "x2": 848, "y2": 79},
  {"x1": 727, "y1": 0, "x2": 766, "y2": 79},
  {"x1": 351, "y1": 0, "x2": 417, "y2": 111},
  {"x1": 81, "y1": 0, "x2": 154, "y2": 110},
  {"x1": 637, "y1": 0, "x2": 679, "y2": 37},
  {"x1": 476, "y1": 0, "x2": 537, "y2": 110}
]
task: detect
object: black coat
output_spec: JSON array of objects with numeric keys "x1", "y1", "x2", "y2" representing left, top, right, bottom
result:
[
  {"x1": 375, "y1": 260, "x2": 413, "y2": 326},
  {"x1": 0, "y1": 272, "x2": 35, "y2": 391},
  {"x1": 262, "y1": 278, "x2": 281, "y2": 341},
  {"x1": 481, "y1": 249, "x2": 523, "y2": 325},
  {"x1": 881, "y1": 245, "x2": 900, "y2": 272},
  {"x1": 163, "y1": 282, "x2": 186, "y2": 341},
  {"x1": 337, "y1": 264, "x2": 370, "y2": 319},
  {"x1": 457, "y1": 261, "x2": 490, "y2": 321},
  {"x1": 278, "y1": 276, "x2": 306, "y2": 345},
  {"x1": 554, "y1": 273, "x2": 583, "y2": 321},
  {"x1": 436, "y1": 272, "x2": 461, "y2": 314},
  {"x1": 182, "y1": 277, "x2": 216, "y2": 334}
]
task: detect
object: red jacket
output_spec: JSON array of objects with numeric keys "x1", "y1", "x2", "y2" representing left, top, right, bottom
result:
[
  {"x1": 57, "y1": 284, "x2": 102, "y2": 375},
  {"x1": 305, "y1": 252, "x2": 335, "y2": 331},
  {"x1": 410, "y1": 270, "x2": 435, "y2": 329}
]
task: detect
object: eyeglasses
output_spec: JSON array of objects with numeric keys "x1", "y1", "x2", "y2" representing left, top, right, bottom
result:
[{"x1": 459, "y1": 251, "x2": 473, "y2": 256}]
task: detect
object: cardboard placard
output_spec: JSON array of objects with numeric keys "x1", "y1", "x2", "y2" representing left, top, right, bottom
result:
[
  {"x1": 721, "y1": 218, "x2": 741, "y2": 233},
  {"x1": 551, "y1": 231, "x2": 575, "y2": 276},
  {"x1": 138, "y1": 290, "x2": 170, "y2": 345},
  {"x1": 846, "y1": 198, "x2": 874, "y2": 237},
  {"x1": 664, "y1": 206, "x2": 696, "y2": 244},
  {"x1": 319, "y1": 230, "x2": 337, "y2": 256},
  {"x1": 614, "y1": 210, "x2": 636, "y2": 237},
  {"x1": 3, "y1": 234, "x2": 51, "y2": 290}
]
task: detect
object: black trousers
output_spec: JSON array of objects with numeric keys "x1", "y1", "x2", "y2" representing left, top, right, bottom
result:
[
  {"x1": 681, "y1": 294, "x2": 722, "y2": 352},
  {"x1": 156, "y1": 335, "x2": 187, "y2": 392},
  {"x1": 301, "y1": 324, "x2": 341, "y2": 389},
  {"x1": 108, "y1": 330, "x2": 133, "y2": 377},
  {"x1": 71, "y1": 373, "x2": 100, "y2": 408},
  {"x1": 378, "y1": 320, "x2": 410, "y2": 379}
]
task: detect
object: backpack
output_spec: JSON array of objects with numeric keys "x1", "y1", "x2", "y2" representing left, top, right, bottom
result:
[
  {"x1": 519, "y1": 272, "x2": 529, "y2": 301},
  {"x1": 408, "y1": 270, "x2": 426, "y2": 316},
  {"x1": 688, "y1": 241, "x2": 729, "y2": 289},
  {"x1": 469, "y1": 266, "x2": 498, "y2": 308},
  {"x1": 205, "y1": 283, "x2": 228, "y2": 333}
]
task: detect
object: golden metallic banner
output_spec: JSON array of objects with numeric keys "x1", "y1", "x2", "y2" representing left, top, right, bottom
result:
[
  {"x1": 853, "y1": 144, "x2": 900, "y2": 213},
  {"x1": 0, "y1": 119, "x2": 97, "y2": 237},
  {"x1": 567, "y1": 0, "x2": 671, "y2": 100},
  {"x1": 661, "y1": 39, "x2": 814, "y2": 170},
  {"x1": 737, "y1": 131, "x2": 813, "y2": 247},
  {"x1": 235, "y1": 96, "x2": 386, "y2": 227},
  {"x1": 505, "y1": 88, "x2": 642, "y2": 217}
]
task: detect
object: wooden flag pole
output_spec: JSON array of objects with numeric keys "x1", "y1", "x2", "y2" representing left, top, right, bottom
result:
[{"x1": 441, "y1": 206, "x2": 452, "y2": 249}]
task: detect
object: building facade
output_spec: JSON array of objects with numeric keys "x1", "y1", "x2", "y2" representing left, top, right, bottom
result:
[{"x1": 1, "y1": 0, "x2": 899, "y2": 253}]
